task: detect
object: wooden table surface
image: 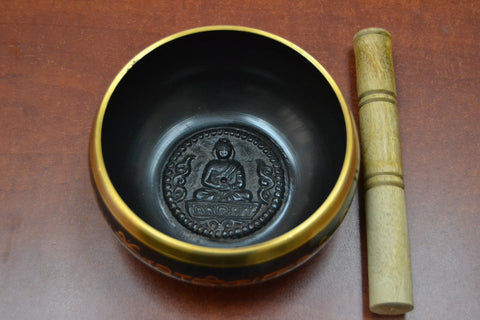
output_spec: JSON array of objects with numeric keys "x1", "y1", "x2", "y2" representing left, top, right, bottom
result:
[{"x1": 1, "y1": 1, "x2": 479, "y2": 319}]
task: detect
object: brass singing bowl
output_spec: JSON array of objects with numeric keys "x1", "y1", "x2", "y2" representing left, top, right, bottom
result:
[{"x1": 90, "y1": 26, "x2": 359, "y2": 286}]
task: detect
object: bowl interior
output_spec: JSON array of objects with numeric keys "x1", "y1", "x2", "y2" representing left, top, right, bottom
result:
[{"x1": 101, "y1": 29, "x2": 347, "y2": 248}]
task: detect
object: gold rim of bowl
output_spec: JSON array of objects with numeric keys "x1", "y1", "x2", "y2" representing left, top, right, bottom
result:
[{"x1": 90, "y1": 25, "x2": 359, "y2": 268}]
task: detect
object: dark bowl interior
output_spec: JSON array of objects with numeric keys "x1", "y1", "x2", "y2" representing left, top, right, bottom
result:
[{"x1": 101, "y1": 29, "x2": 346, "y2": 248}]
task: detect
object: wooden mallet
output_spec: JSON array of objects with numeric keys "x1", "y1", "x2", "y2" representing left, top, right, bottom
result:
[{"x1": 353, "y1": 28, "x2": 414, "y2": 315}]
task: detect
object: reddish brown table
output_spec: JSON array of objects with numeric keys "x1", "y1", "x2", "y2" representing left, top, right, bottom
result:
[{"x1": 1, "y1": 1, "x2": 479, "y2": 319}]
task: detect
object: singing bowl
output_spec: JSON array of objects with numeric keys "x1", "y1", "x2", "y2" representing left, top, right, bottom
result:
[{"x1": 90, "y1": 26, "x2": 359, "y2": 286}]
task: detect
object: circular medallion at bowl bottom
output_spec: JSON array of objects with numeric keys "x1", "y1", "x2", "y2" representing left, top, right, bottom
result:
[{"x1": 161, "y1": 126, "x2": 288, "y2": 240}]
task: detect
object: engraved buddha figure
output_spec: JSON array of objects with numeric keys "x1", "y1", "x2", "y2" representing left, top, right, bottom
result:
[{"x1": 194, "y1": 138, "x2": 253, "y2": 202}]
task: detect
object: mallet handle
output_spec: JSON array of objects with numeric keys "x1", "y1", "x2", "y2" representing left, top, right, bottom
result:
[{"x1": 353, "y1": 28, "x2": 414, "y2": 315}]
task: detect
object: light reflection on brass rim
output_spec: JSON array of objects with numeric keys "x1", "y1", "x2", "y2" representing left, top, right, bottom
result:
[{"x1": 90, "y1": 25, "x2": 359, "y2": 268}]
